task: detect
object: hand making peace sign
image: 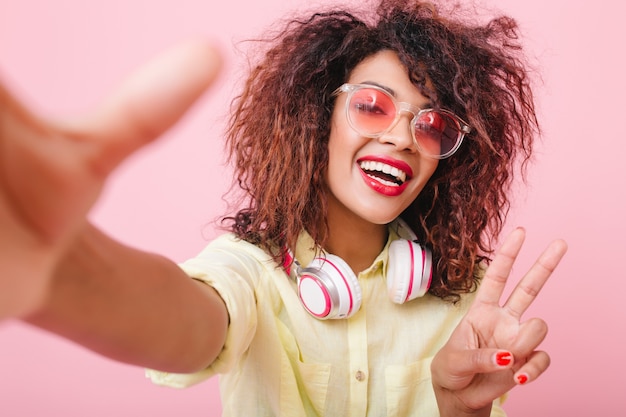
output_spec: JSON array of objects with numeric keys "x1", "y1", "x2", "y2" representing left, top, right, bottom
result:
[{"x1": 431, "y1": 228, "x2": 568, "y2": 416}]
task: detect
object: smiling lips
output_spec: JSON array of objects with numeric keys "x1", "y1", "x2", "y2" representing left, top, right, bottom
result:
[{"x1": 357, "y1": 156, "x2": 413, "y2": 196}]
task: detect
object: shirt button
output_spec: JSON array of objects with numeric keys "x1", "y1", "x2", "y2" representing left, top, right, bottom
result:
[{"x1": 355, "y1": 370, "x2": 366, "y2": 381}]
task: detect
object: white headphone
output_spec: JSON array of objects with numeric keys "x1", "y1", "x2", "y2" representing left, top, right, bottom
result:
[{"x1": 285, "y1": 219, "x2": 432, "y2": 319}]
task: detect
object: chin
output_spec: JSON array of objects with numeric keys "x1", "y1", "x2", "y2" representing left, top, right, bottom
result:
[{"x1": 357, "y1": 209, "x2": 406, "y2": 226}]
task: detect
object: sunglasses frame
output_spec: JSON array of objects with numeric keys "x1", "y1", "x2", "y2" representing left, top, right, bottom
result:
[{"x1": 332, "y1": 83, "x2": 472, "y2": 159}]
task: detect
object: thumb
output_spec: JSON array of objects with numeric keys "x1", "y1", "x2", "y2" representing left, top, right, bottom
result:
[{"x1": 68, "y1": 39, "x2": 223, "y2": 176}]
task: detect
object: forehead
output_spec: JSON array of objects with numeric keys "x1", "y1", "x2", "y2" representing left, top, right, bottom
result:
[{"x1": 347, "y1": 50, "x2": 433, "y2": 106}]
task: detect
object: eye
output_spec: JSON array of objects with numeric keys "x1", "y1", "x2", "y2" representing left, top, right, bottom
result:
[
  {"x1": 354, "y1": 100, "x2": 385, "y2": 115},
  {"x1": 415, "y1": 111, "x2": 446, "y2": 133},
  {"x1": 351, "y1": 88, "x2": 396, "y2": 117}
]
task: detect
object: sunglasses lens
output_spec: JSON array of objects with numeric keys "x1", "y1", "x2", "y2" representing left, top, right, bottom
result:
[
  {"x1": 343, "y1": 85, "x2": 464, "y2": 158},
  {"x1": 347, "y1": 88, "x2": 396, "y2": 135},
  {"x1": 414, "y1": 110, "x2": 461, "y2": 157}
]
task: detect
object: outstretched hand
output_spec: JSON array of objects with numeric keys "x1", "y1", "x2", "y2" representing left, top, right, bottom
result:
[
  {"x1": 431, "y1": 228, "x2": 568, "y2": 416},
  {"x1": 0, "y1": 40, "x2": 222, "y2": 319}
]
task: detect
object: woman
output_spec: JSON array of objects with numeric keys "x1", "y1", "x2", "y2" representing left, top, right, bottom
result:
[{"x1": 0, "y1": 0, "x2": 567, "y2": 415}]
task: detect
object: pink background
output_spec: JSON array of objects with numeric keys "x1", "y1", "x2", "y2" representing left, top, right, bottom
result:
[{"x1": 1, "y1": 0, "x2": 624, "y2": 415}]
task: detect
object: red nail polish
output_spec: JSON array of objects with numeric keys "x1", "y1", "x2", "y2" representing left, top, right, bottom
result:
[
  {"x1": 517, "y1": 373, "x2": 529, "y2": 385},
  {"x1": 495, "y1": 351, "x2": 512, "y2": 367}
]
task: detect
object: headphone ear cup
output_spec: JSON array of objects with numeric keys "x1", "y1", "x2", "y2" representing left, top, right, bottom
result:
[
  {"x1": 387, "y1": 240, "x2": 432, "y2": 304},
  {"x1": 298, "y1": 254, "x2": 362, "y2": 319}
]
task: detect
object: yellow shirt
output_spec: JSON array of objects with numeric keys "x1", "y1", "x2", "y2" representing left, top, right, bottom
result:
[{"x1": 147, "y1": 225, "x2": 506, "y2": 416}]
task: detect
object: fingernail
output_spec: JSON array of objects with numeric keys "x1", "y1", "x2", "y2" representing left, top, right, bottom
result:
[
  {"x1": 494, "y1": 351, "x2": 513, "y2": 367},
  {"x1": 516, "y1": 373, "x2": 529, "y2": 385}
]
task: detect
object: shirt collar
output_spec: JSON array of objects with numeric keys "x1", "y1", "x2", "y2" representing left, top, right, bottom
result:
[{"x1": 293, "y1": 219, "x2": 412, "y2": 278}]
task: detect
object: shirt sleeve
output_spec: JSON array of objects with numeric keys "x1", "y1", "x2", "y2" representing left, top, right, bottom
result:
[
  {"x1": 491, "y1": 394, "x2": 508, "y2": 416},
  {"x1": 146, "y1": 234, "x2": 266, "y2": 388}
]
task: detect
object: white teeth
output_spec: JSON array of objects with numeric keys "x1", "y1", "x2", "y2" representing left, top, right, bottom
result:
[
  {"x1": 371, "y1": 176, "x2": 399, "y2": 187},
  {"x1": 359, "y1": 160, "x2": 408, "y2": 184}
]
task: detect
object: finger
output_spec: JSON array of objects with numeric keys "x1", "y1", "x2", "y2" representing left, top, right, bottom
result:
[
  {"x1": 66, "y1": 39, "x2": 223, "y2": 175},
  {"x1": 0, "y1": 80, "x2": 53, "y2": 139},
  {"x1": 474, "y1": 228, "x2": 526, "y2": 306},
  {"x1": 0, "y1": 81, "x2": 49, "y2": 179},
  {"x1": 433, "y1": 348, "x2": 515, "y2": 390},
  {"x1": 503, "y1": 239, "x2": 568, "y2": 319},
  {"x1": 513, "y1": 350, "x2": 550, "y2": 385},
  {"x1": 511, "y1": 317, "x2": 548, "y2": 357},
  {"x1": 0, "y1": 81, "x2": 93, "y2": 240}
]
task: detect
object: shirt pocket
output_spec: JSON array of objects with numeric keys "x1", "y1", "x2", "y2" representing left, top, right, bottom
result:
[
  {"x1": 299, "y1": 359, "x2": 332, "y2": 416},
  {"x1": 277, "y1": 317, "x2": 332, "y2": 417},
  {"x1": 280, "y1": 355, "x2": 331, "y2": 417},
  {"x1": 385, "y1": 357, "x2": 437, "y2": 417}
]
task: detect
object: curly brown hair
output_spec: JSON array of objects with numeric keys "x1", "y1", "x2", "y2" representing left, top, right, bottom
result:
[{"x1": 223, "y1": 0, "x2": 538, "y2": 300}]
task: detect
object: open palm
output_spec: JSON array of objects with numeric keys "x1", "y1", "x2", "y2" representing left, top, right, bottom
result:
[{"x1": 0, "y1": 41, "x2": 222, "y2": 318}]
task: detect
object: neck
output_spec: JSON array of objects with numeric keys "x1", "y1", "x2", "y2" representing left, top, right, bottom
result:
[{"x1": 324, "y1": 212, "x2": 388, "y2": 275}]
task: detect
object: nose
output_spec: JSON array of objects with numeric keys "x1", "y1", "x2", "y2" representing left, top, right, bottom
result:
[{"x1": 377, "y1": 112, "x2": 417, "y2": 152}]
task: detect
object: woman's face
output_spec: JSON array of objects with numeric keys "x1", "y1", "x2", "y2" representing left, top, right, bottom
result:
[{"x1": 325, "y1": 50, "x2": 439, "y2": 226}]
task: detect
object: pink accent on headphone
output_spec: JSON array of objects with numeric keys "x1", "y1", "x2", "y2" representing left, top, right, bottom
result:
[
  {"x1": 319, "y1": 257, "x2": 355, "y2": 314},
  {"x1": 405, "y1": 240, "x2": 415, "y2": 303},
  {"x1": 285, "y1": 219, "x2": 432, "y2": 319},
  {"x1": 298, "y1": 275, "x2": 332, "y2": 317}
]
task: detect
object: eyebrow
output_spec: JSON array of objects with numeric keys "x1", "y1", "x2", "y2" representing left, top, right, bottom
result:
[
  {"x1": 360, "y1": 80, "x2": 396, "y2": 96},
  {"x1": 360, "y1": 80, "x2": 434, "y2": 109}
]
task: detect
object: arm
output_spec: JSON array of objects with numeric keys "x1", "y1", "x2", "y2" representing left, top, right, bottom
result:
[
  {"x1": 431, "y1": 228, "x2": 568, "y2": 416},
  {"x1": 1, "y1": 40, "x2": 228, "y2": 372},
  {"x1": 26, "y1": 224, "x2": 229, "y2": 374}
]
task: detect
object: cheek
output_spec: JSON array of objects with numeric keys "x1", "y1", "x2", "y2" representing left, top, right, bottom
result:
[
  {"x1": 411, "y1": 158, "x2": 439, "y2": 193},
  {"x1": 325, "y1": 128, "x2": 344, "y2": 185},
  {"x1": 327, "y1": 118, "x2": 360, "y2": 165},
  {"x1": 423, "y1": 158, "x2": 439, "y2": 178}
]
